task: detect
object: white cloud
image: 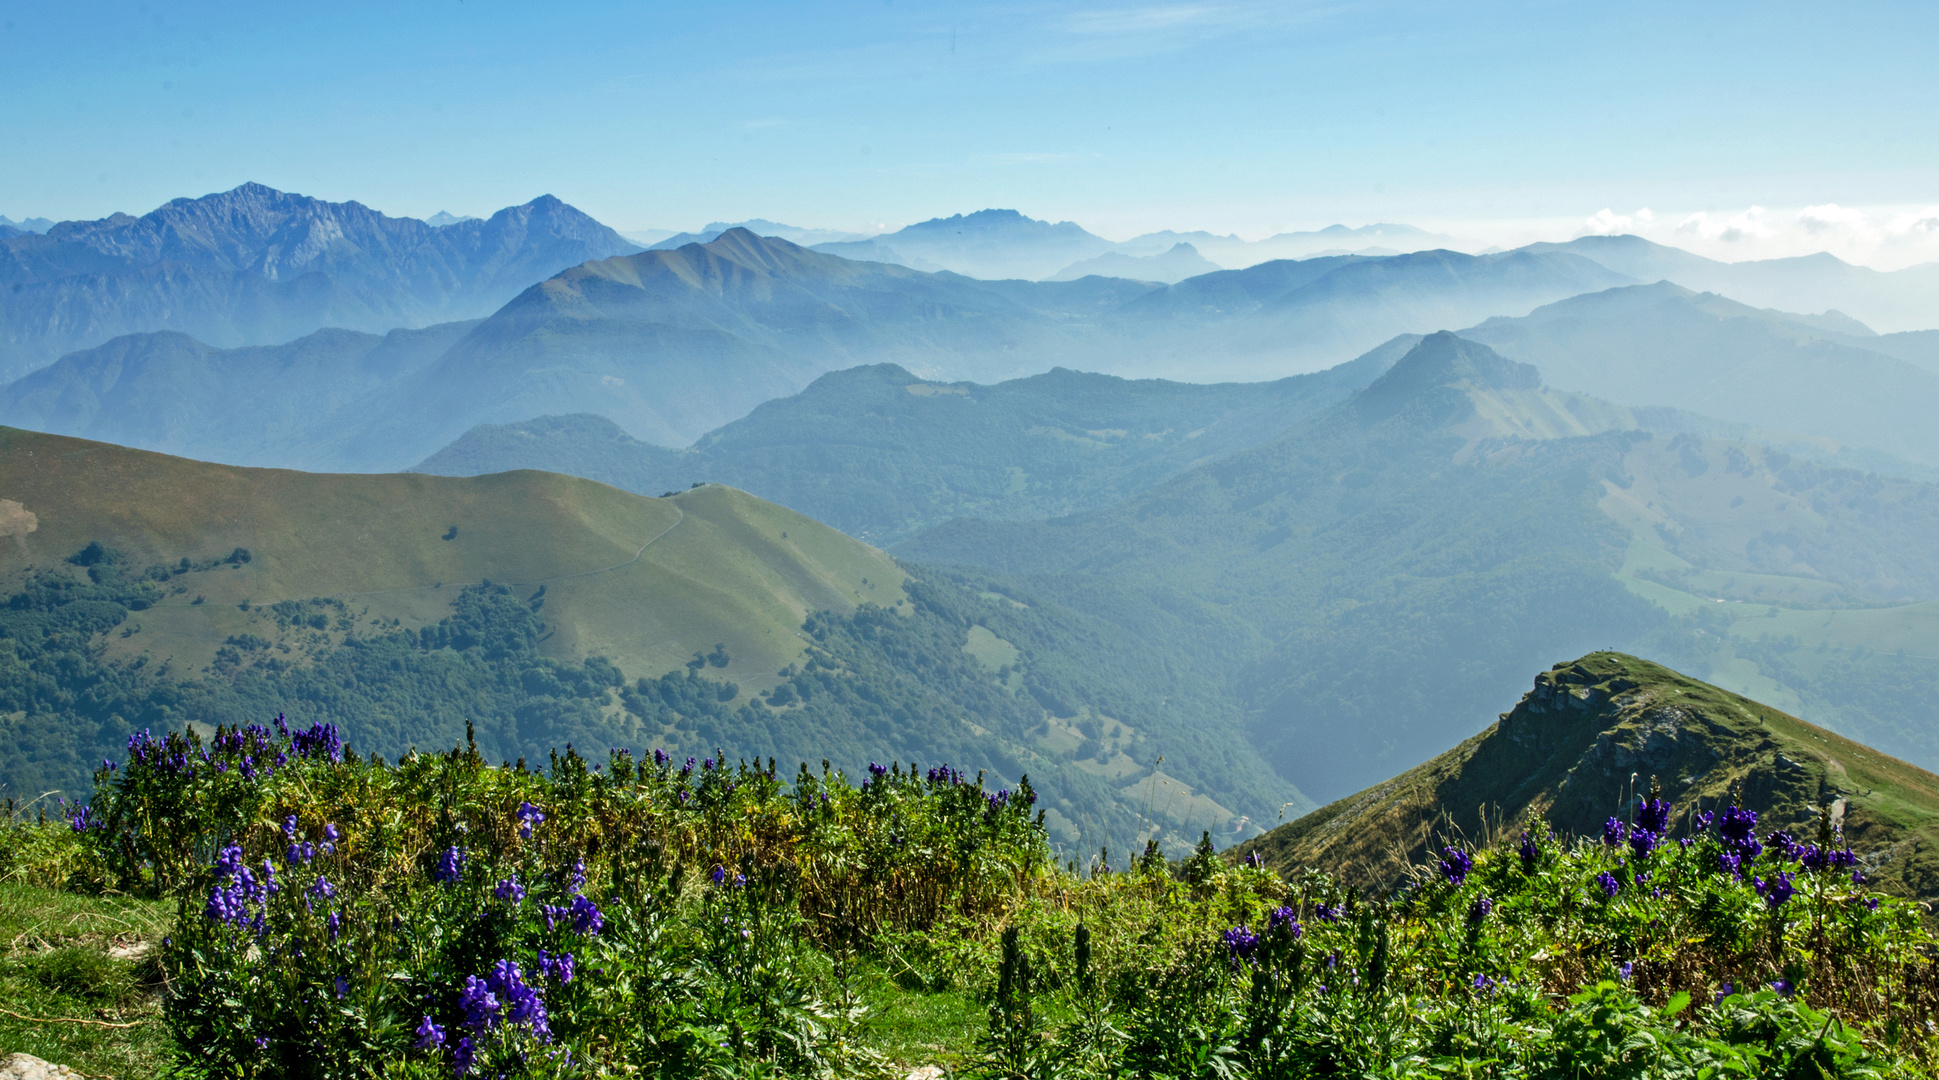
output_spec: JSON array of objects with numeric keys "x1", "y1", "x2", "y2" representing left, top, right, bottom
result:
[{"x1": 1579, "y1": 207, "x2": 1653, "y2": 236}]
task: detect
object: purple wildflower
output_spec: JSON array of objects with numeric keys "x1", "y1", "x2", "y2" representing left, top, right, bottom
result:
[
  {"x1": 538, "y1": 949, "x2": 575, "y2": 984},
  {"x1": 1627, "y1": 828, "x2": 1659, "y2": 860},
  {"x1": 414, "y1": 1015, "x2": 446, "y2": 1050},
  {"x1": 1518, "y1": 831, "x2": 1539, "y2": 873},
  {"x1": 1603, "y1": 817, "x2": 1627, "y2": 846},
  {"x1": 1267, "y1": 905, "x2": 1302, "y2": 940},
  {"x1": 1756, "y1": 872, "x2": 1796, "y2": 909},
  {"x1": 568, "y1": 894, "x2": 604, "y2": 936},
  {"x1": 494, "y1": 877, "x2": 525, "y2": 904},
  {"x1": 1634, "y1": 796, "x2": 1672, "y2": 835},
  {"x1": 434, "y1": 845, "x2": 465, "y2": 885},
  {"x1": 1468, "y1": 896, "x2": 1494, "y2": 923},
  {"x1": 1438, "y1": 846, "x2": 1473, "y2": 886},
  {"x1": 458, "y1": 975, "x2": 501, "y2": 1030},
  {"x1": 1595, "y1": 871, "x2": 1620, "y2": 898},
  {"x1": 516, "y1": 801, "x2": 544, "y2": 840},
  {"x1": 1222, "y1": 925, "x2": 1260, "y2": 964}
]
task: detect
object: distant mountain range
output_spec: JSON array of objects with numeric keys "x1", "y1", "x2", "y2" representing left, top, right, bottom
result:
[
  {"x1": 1047, "y1": 242, "x2": 1222, "y2": 284},
  {"x1": 1459, "y1": 281, "x2": 1939, "y2": 468},
  {"x1": 412, "y1": 338, "x2": 1411, "y2": 545},
  {"x1": 0, "y1": 230, "x2": 1651, "y2": 469},
  {"x1": 650, "y1": 219, "x2": 880, "y2": 249},
  {"x1": 802, "y1": 215, "x2": 1463, "y2": 280},
  {"x1": 0, "y1": 183, "x2": 639, "y2": 379},
  {"x1": 904, "y1": 333, "x2": 1939, "y2": 801},
  {"x1": 1522, "y1": 234, "x2": 1939, "y2": 334}
]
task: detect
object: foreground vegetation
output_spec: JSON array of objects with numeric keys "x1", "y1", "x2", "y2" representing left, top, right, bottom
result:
[{"x1": 4, "y1": 717, "x2": 1938, "y2": 1077}]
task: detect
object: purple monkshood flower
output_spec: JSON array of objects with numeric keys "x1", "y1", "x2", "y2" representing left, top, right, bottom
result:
[
  {"x1": 1518, "y1": 831, "x2": 1539, "y2": 874},
  {"x1": 1756, "y1": 872, "x2": 1796, "y2": 909},
  {"x1": 323, "y1": 823, "x2": 340, "y2": 843},
  {"x1": 434, "y1": 845, "x2": 465, "y2": 885},
  {"x1": 1771, "y1": 978, "x2": 1795, "y2": 997},
  {"x1": 517, "y1": 801, "x2": 544, "y2": 840},
  {"x1": 1315, "y1": 903, "x2": 1343, "y2": 923},
  {"x1": 711, "y1": 864, "x2": 727, "y2": 886},
  {"x1": 1634, "y1": 796, "x2": 1673, "y2": 836},
  {"x1": 453, "y1": 1035, "x2": 477, "y2": 1076},
  {"x1": 308, "y1": 875, "x2": 335, "y2": 899},
  {"x1": 1471, "y1": 973, "x2": 1498, "y2": 994},
  {"x1": 1627, "y1": 828, "x2": 1659, "y2": 860},
  {"x1": 1618, "y1": 961, "x2": 1634, "y2": 982},
  {"x1": 1267, "y1": 905, "x2": 1302, "y2": 940},
  {"x1": 1468, "y1": 896, "x2": 1494, "y2": 923},
  {"x1": 495, "y1": 877, "x2": 526, "y2": 903},
  {"x1": 1719, "y1": 806, "x2": 1761, "y2": 862},
  {"x1": 1715, "y1": 982, "x2": 1735, "y2": 1003},
  {"x1": 334, "y1": 975, "x2": 350, "y2": 998},
  {"x1": 570, "y1": 859, "x2": 586, "y2": 894},
  {"x1": 458, "y1": 975, "x2": 501, "y2": 1030},
  {"x1": 1718, "y1": 851, "x2": 1743, "y2": 879},
  {"x1": 569, "y1": 894, "x2": 604, "y2": 936},
  {"x1": 1222, "y1": 925, "x2": 1260, "y2": 964},
  {"x1": 490, "y1": 960, "x2": 550, "y2": 1040},
  {"x1": 1438, "y1": 846, "x2": 1473, "y2": 886},
  {"x1": 283, "y1": 814, "x2": 299, "y2": 840},
  {"x1": 414, "y1": 1015, "x2": 446, "y2": 1050},
  {"x1": 1603, "y1": 817, "x2": 1627, "y2": 846},
  {"x1": 1595, "y1": 872, "x2": 1621, "y2": 898},
  {"x1": 538, "y1": 949, "x2": 575, "y2": 984},
  {"x1": 327, "y1": 910, "x2": 342, "y2": 941}
]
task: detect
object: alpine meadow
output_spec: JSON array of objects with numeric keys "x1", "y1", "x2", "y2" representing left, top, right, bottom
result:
[{"x1": 5, "y1": 2, "x2": 1939, "y2": 1076}]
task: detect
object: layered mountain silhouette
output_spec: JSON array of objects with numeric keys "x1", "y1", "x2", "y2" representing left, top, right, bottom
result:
[
  {"x1": 904, "y1": 333, "x2": 1939, "y2": 800},
  {"x1": 18, "y1": 223, "x2": 1931, "y2": 476},
  {"x1": 0, "y1": 322, "x2": 477, "y2": 467},
  {"x1": 1460, "y1": 282, "x2": 1939, "y2": 467},
  {"x1": 1048, "y1": 242, "x2": 1222, "y2": 283},
  {"x1": 0, "y1": 183, "x2": 638, "y2": 378},
  {"x1": 1104, "y1": 248, "x2": 1635, "y2": 378},
  {"x1": 841, "y1": 209, "x2": 1118, "y2": 280},
  {"x1": 413, "y1": 337, "x2": 1412, "y2": 545},
  {"x1": 1524, "y1": 234, "x2": 1939, "y2": 333}
]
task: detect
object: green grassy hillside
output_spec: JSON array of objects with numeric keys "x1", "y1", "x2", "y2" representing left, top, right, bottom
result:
[
  {"x1": 1235, "y1": 651, "x2": 1939, "y2": 904},
  {"x1": 0, "y1": 426, "x2": 899, "y2": 685},
  {"x1": 0, "y1": 427, "x2": 1294, "y2": 853}
]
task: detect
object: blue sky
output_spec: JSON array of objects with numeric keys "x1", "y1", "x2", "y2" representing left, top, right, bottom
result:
[{"x1": 4, "y1": 1, "x2": 1936, "y2": 260}]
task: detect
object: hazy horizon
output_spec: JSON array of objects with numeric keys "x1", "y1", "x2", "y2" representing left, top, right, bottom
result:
[{"x1": 5, "y1": 1, "x2": 1935, "y2": 270}]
